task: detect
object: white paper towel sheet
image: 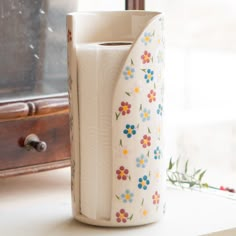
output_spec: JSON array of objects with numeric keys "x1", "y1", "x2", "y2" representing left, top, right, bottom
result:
[{"x1": 77, "y1": 43, "x2": 131, "y2": 220}]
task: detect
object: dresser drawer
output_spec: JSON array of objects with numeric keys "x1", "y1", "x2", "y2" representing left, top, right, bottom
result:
[{"x1": 0, "y1": 112, "x2": 70, "y2": 176}]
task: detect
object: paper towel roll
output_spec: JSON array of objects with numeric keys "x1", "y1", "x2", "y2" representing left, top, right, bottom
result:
[{"x1": 77, "y1": 42, "x2": 131, "y2": 220}]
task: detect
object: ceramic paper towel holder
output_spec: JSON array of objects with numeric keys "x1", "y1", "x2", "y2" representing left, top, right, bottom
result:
[{"x1": 67, "y1": 11, "x2": 165, "y2": 227}]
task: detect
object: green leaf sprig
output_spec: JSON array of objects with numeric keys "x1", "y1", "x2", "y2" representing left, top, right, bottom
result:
[{"x1": 167, "y1": 158, "x2": 209, "y2": 189}]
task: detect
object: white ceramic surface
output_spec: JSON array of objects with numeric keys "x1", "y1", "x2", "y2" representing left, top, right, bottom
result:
[{"x1": 67, "y1": 11, "x2": 165, "y2": 227}]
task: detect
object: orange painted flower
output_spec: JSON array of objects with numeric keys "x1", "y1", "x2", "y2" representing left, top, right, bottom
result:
[
  {"x1": 116, "y1": 166, "x2": 129, "y2": 180},
  {"x1": 147, "y1": 89, "x2": 156, "y2": 103},
  {"x1": 152, "y1": 191, "x2": 160, "y2": 205},
  {"x1": 141, "y1": 50, "x2": 151, "y2": 64},
  {"x1": 140, "y1": 135, "x2": 151, "y2": 148}
]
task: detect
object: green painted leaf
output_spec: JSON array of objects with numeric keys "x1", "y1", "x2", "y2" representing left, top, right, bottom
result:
[
  {"x1": 115, "y1": 112, "x2": 120, "y2": 120},
  {"x1": 139, "y1": 104, "x2": 142, "y2": 111},
  {"x1": 131, "y1": 59, "x2": 134, "y2": 65},
  {"x1": 141, "y1": 69, "x2": 146, "y2": 73},
  {"x1": 119, "y1": 139, "x2": 123, "y2": 147},
  {"x1": 148, "y1": 127, "x2": 151, "y2": 134},
  {"x1": 125, "y1": 92, "x2": 131, "y2": 96},
  {"x1": 129, "y1": 214, "x2": 133, "y2": 221},
  {"x1": 115, "y1": 195, "x2": 120, "y2": 200},
  {"x1": 141, "y1": 198, "x2": 144, "y2": 206}
]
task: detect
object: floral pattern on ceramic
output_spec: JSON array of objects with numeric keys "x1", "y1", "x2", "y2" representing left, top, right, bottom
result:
[
  {"x1": 112, "y1": 14, "x2": 165, "y2": 225},
  {"x1": 68, "y1": 11, "x2": 165, "y2": 227}
]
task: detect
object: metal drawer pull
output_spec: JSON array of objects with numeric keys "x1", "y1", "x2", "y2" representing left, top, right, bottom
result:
[{"x1": 24, "y1": 134, "x2": 47, "y2": 152}]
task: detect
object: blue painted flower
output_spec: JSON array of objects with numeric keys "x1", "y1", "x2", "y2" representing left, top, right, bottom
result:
[
  {"x1": 121, "y1": 189, "x2": 134, "y2": 203},
  {"x1": 157, "y1": 104, "x2": 163, "y2": 116},
  {"x1": 154, "y1": 146, "x2": 161, "y2": 160},
  {"x1": 144, "y1": 69, "x2": 154, "y2": 83},
  {"x1": 123, "y1": 66, "x2": 135, "y2": 80},
  {"x1": 140, "y1": 108, "x2": 151, "y2": 122},
  {"x1": 123, "y1": 124, "x2": 136, "y2": 138},
  {"x1": 138, "y1": 175, "x2": 150, "y2": 190},
  {"x1": 141, "y1": 32, "x2": 152, "y2": 45},
  {"x1": 136, "y1": 154, "x2": 148, "y2": 168}
]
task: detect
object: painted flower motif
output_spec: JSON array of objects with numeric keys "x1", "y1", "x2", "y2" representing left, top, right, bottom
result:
[
  {"x1": 140, "y1": 135, "x2": 151, "y2": 148},
  {"x1": 152, "y1": 191, "x2": 160, "y2": 205},
  {"x1": 140, "y1": 108, "x2": 151, "y2": 122},
  {"x1": 141, "y1": 208, "x2": 149, "y2": 217},
  {"x1": 134, "y1": 86, "x2": 140, "y2": 94},
  {"x1": 121, "y1": 189, "x2": 134, "y2": 203},
  {"x1": 154, "y1": 146, "x2": 161, "y2": 160},
  {"x1": 144, "y1": 69, "x2": 154, "y2": 83},
  {"x1": 136, "y1": 154, "x2": 148, "y2": 168},
  {"x1": 123, "y1": 66, "x2": 135, "y2": 80},
  {"x1": 116, "y1": 209, "x2": 129, "y2": 223},
  {"x1": 155, "y1": 172, "x2": 160, "y2": 180},
  {"x1": 121, "y1": 147, "x2": 129, "y2": 157},
  {"x1": 141, "y1": 32, "x2": 152, "y2": 45},
  {"x1": 119, "y1": 101, "x2": 131, "y2": 116},
  {"x1": 157, "y1": 104, "x2": 163, "y2": 116},
  {"x1": 116, "y1": 166, "x2": 129, "y2": 180},
  {"x1": 67, "y1": 30, "x2": 72, "y2": 42},
  {"x1": 147, "y1": 89, "x2": 156, "y2": 103},
  {"x1": 123, "y1": 124, "x2": 136, "y2": 138},
  {"x1": 138, "y1": 175, "x2": 150, "y2": 190},
  {"x1": 141, "y1": 50, "x2": 152, "y2": 64}
]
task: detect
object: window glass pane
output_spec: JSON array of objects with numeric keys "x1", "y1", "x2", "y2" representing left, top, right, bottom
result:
[{"x1": 0, "y1": 0, "x2": 78, "y2": 102}]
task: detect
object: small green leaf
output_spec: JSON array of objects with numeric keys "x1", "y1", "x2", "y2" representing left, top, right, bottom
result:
[
  {"x1": 149, "y1": 171, "x2": 151, "y2": 177},
  {"x1": 115, "y1": 112, "x2": 120, "y2": 120},
  {"x1": 176, "y1": 158, "x2": 180, "y2": 170},
  {"x1": 168, "y1": 158, "x2": 174, "y2": 170},
  {"x1": 141, "y1": 69, "x2": 146, "y2": 73},
  {"x1": 193, "y1": 169, "x2": 201, "y2": 177},
  {"x1": 119, "y1": 139, "x2": 123, "y2": 147},
  {"x1": 141, "y1": 198, "x2": 144, "y2": 206},
  {"x1": 129, "y1": 175, "x2": 131, "y2": 181},
  {"x1": 147, "y1": 150, "x2": 150, "y2": 157},
  {"x1": 129, "y1": 214, "x2": 133, "y2": 221},
  {"x1": 154, "y1": 83, "x2": 156, "y2": 89},
  {"x1": 115, "y1": 195, "x2": 120, "y2": 200},
  {"x1": 139, "y1": 104, "x2": 142, "y2": 111},
  {"x1": 184, "y1": 160, "x2": 189, "y2": 174},
  {"x1": 152, "y1": 30, "x2": 155, "y2": 36},
  {"x1": 148, "y1": 127, "x2": 151, "y2": 134},
  {"x1": 131, "y1": 59, "x2": 134, "y2": 65},
  {"x1": 199, "y1": 170, "x2": 206, "y2": 182},
  {"x1": 125, "y1": 92, "x2": 131, "y2": 96}
]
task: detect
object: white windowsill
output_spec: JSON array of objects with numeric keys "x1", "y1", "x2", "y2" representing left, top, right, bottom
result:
[{"x1": 0, "y1": 167, "x2": 236, "y2": 236}]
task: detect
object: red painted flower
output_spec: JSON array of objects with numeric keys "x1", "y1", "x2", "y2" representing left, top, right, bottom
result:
[
  {"x1": 119, "y1": 101, "x2": 131, "y2": 115},
  {"x1": 67, "y1": 30, "x2": 72, "y2": 42},
  {"x1": 141, "y1": 50, "x2": 151, "y2": 64},
  {"x1": 152, "y1": 191, "x2": 160, "y2": 205},
  {"x1": 116, "y1": 209, "x2": 129, "y2": 223},
  {"x1": 140, "y1": 135, "x2": 151, "y2": 148},
  {"x1": 116, "y1": 166, "x2": 129, "y2": 180},
  {"x1": 147, "y1": 90, "x2": 156, "y2": 103}
]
